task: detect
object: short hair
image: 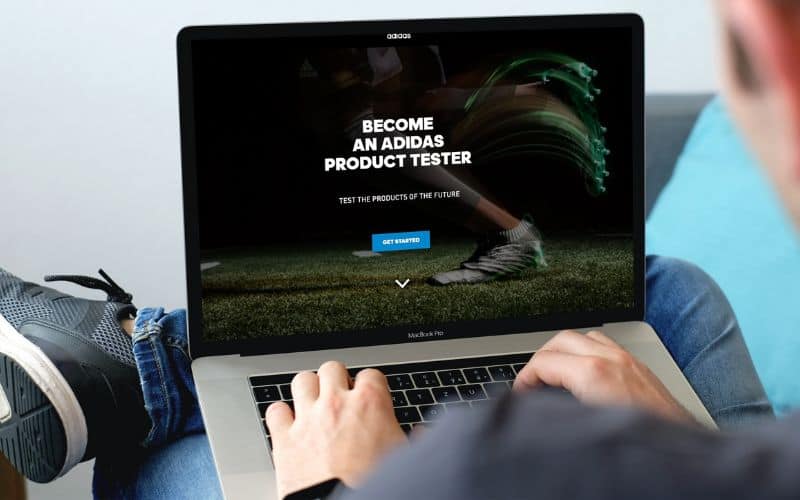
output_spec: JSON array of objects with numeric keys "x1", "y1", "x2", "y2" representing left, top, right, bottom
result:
[{"x1": 727, "y1": 25, "x2": 761, "y2": 92}]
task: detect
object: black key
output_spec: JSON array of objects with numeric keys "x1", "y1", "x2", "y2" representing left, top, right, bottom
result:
[
  {"x1": 411, "y1": 372, "x2": 440, "y2": 387},
  {"x1": 464, "y1": 367, "x2": 491, "y2": 383},
  {"x1": 250, "y1": 373, "x2": 293, "y2": 386},
  {"x1": 445, "y1": 402, "x2": 469, "y2": 411},
  {"x1": 419, "y1": 404, "x2": 446, "y2": 421},
  {"x1": 387, "y1": 374, "x2": 414, "y2": 390},
  {"x1": 391, "y1": 391, "x2": 408, "y2": 407},
  {"x1": 437, "y1": 370, "x2": 466, "y2": 385},
  {"x1": 400, "y1": 424, "x2": 412, "y2": 434},
  {"x1": 279, "y1": 384, "x2": 293, "y2": 400},
  {"x1": 432, "y1": 386, "x2": 461, "y2": 403},
  {"x1": 253, "y1": 385, "x2": 281, "y2": 402},
  {"x1": 395, "y1": 406, "x2": 422, "y2": 424},
  {"x1": 458, "y1": 384, "x2": 487, "y2": 401},
  {"x1": 488, "y1": 365, "x2": 515, "y2": 381},
  {"x1": 267, "y1": 436, "x2": 273, "y2": 449},
  {"x1": 262, "y1": 418, "x2": 269, "y2": 435},
  {"x1": 484, "y1": 381, "x2": 509, "y2": 398},
  {"x1": 512, "y1": 364, "x2": 526, "y2": 374},
  {"x1": 412, "y1": 423, "x2": 427, "y2": 432},
  {"x1": 406, "y1": 389, "x2": 434, "y2": 405}
]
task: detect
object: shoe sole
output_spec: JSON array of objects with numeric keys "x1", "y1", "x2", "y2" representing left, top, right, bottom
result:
[{"x1": 0, "y1": 312, "x2": 87, "y2": 482}]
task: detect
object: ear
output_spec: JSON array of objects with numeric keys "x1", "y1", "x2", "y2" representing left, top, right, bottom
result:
[{"x1": 728, "y1": 0, "x2": 800, "y2": 170}]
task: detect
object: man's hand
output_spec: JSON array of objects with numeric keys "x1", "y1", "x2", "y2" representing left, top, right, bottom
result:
[
  {"x1": 513, "y1": 330, "x2": 694, "y2": 423},
  {"x1": 265, "y1": 361, "x2": 407, "y2": 499}
]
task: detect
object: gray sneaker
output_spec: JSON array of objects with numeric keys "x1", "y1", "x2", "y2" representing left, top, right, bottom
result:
[
  {"x1": 0, "y1": 268, "x2": 147, "y2": 482},
  {"x1": 428, "y1": 217, "x2": 546, "y2": 286}
]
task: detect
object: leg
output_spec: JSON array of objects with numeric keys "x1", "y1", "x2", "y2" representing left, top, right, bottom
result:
[
  {"x1": 645, "y1": 255, "x2": 773, "y2": 428},
  {"x1": 93, "y1": 433, "x2": 221, "y2": 500},
  {"x1": 93, "y1": 307, "x2": 222, "y2": 498},
  {"x1": 0, "y1": 268, "x2": 220, "y2": 497}
]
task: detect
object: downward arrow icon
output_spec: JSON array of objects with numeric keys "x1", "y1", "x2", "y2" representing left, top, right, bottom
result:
[{"x1": 395, "y1": 279, "x2": 410, "y2": 288}]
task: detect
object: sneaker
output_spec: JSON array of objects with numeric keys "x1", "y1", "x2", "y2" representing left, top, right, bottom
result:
[
  {"x1": 0, "y1": 268, "x2": 147, "y2": 482},
  {"x1": 428, "y1": 217, "x2": 546, "y2": 286}
]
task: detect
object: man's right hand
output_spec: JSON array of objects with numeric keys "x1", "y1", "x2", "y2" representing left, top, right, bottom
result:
[{"x1": 513, "y1": 330, "x2": 694, "y2": 423}]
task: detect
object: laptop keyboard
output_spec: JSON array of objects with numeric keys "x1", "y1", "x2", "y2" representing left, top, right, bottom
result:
[{"x1": 249, "y1": 352, "x2": 533, "y2": 449}]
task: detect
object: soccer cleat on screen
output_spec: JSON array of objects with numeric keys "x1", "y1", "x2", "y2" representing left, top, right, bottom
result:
[
  {"x1": 428, "y1": 217, "x2": 546, "y2": 286},
  {"x1": 0, "y1": 268, "x2": 147, "y2": 482}
]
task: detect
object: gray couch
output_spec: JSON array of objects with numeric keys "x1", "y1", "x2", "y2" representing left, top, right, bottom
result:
[{"x1": 645, "y1": 94, "x2": 713, "y2": 215}]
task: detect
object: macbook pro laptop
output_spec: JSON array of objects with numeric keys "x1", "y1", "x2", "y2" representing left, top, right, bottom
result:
[{"x1": 176, "y1": 14, "x2": 713, "y2": 500}]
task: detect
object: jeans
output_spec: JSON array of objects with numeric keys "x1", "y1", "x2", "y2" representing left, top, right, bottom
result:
[{"x1": 91, "y1": 256, "x2": 773, "y2": 499}]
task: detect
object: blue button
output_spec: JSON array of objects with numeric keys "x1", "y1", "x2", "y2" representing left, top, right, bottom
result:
[{"x1": 372, "y1": 231, "x2": 430, "y2": 252}]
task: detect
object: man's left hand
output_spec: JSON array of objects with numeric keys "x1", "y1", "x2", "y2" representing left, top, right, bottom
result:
[{"x1": 265, "y1": 361, "x2": 407, "y2": 499}]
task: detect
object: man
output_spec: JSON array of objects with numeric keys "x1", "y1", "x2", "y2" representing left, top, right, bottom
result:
[
  {"x1": 0, "y1": 1, "x2": 791, "y2": 499},
  {"x1": 268, "y1": 0, "x2": 800, "y2": 497}
]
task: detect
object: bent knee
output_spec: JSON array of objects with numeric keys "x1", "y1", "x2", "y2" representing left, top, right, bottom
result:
[{"x1": 646, "y1": 255, "x2": 730, "y2": 308}]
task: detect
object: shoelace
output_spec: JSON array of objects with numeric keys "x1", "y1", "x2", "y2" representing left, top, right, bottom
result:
[{"x1": 43, "y1": 269, "x2": 134, "y2": 304}]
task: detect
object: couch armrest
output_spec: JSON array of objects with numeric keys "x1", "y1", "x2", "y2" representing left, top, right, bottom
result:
[
  {"x1": 645, "y1": 94, "x2": 714, "y2": 216},
  {"x1": 0, "y1": 454, "x2": 25, "y2": 500}
]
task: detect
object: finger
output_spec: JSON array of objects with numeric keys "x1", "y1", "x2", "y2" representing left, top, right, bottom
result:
[
  {"x1": 540, "y1": 330, "x2": 615, "y2": 358},
  {"x1": 513, "y1": 350, "x2": 593, "y2": 395},
  {"x1": 291, "y1": 371, "x2": 320, "y2": 412},
  {"x1": 354, "y1": 368, "x2": 390, "y2": 391},
  {"x1": 317, "y1": 360, "x2": 351, "y2": 395},
  {"x1": 585, "y1": 330, "x2": 621, "y2": 348},
  {"x1": 265, "y1": 401, "x2": 294, "y2": 439}
]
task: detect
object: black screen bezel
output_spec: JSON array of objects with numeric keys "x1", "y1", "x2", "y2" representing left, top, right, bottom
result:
[{"x1": 177, "y1": 13, "x2": 646, "y2": 359}]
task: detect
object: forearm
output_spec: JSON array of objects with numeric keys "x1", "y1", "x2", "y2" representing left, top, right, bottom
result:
[{"x1": 340, "y1": 393, "x2": 800, "y2": 500}]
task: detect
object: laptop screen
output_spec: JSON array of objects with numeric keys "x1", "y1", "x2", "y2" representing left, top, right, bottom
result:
[{"x1": 183, "y1": 17, "x2": 642, "y2": 354}]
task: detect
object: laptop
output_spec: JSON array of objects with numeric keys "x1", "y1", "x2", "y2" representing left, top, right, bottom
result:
[{"x1": 177, "y1": 14, "x2": 713, "y2": 499}]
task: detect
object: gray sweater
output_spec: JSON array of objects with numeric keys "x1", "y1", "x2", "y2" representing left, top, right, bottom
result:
[{"x1": 342, "y1": 393, "x2": 798, "y2": 500}]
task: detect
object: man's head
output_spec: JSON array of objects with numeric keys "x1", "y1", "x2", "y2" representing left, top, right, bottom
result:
[{"x1": 716, "y1": 0, "x2": 800, "y2": 226}]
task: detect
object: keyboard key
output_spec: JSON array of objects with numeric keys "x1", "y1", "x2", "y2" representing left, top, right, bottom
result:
[
  {"x1": 387, "y1": 374, "x2": 414, "y2": 390},
  {"x1": 445, "y1": 402, "x2": 469, "y2": 411},
  {"x1": 262, "y1": 418, "x2": 269, "y2": 435},
  {"x1": 253, "y1": 385, "x2": 281, "y2": 402},
  {"x1": 488, "y1": 365, "x2": 515, "y2": 381},
  {"x1": 512, "y1": 363, "x2": 526, "y2": 374},
  {"x1": 432, "y1": 386, "x2": 461, "y2": 403},
  {"x1": 391, "y1": 391, "x2": 408, "y2": 407},
  {"x1": 279, "y1": 384, "x2": 293, "y2": 400},
  {"x1": 419, "y1": 404, "x2": 446, "y2": 421},
  {"x1": 400, "y1": 424, "x2": 412, "y2": 434},
  {"x1": 412, "y1": 423, "x2": 427, "y2": 432},
  {"x1": 411, "y1": 372, "x2": 440, "y2": 387},
  {"x1": 464, "y1": 367, "x2": 491, "y2": 383},
  {"x1": 484, "y1": 381, "x2": 509, "y2": 398},
  {"x1": 406, "y1": 389, "x2": 434, "y2": 405},
  {"x1": 250, "y1": 374, "x2": 293, "y2": 386},
  {"x1": 395, "y1": 406, "x2": 422, "y2": 424},
  {"x1": 458, "y1": 384, "x2": 487, "y2": 401},
  {"x1": 437, "y1": 370, "x2": 466, "y2": 385}
]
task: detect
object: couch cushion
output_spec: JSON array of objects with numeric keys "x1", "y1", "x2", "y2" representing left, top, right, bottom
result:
[{"x1": 646, "y1": 97, "x2": 800, "y2": 414}]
